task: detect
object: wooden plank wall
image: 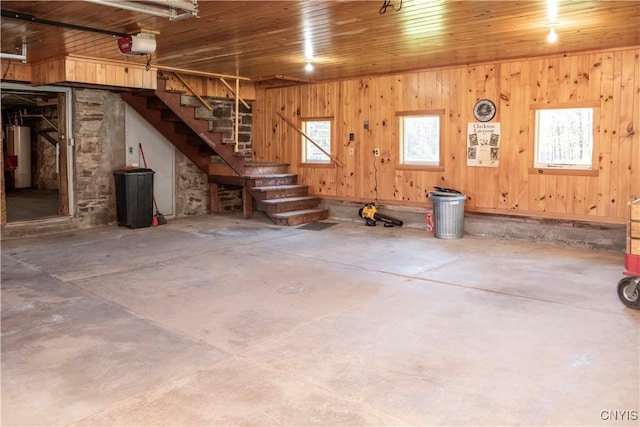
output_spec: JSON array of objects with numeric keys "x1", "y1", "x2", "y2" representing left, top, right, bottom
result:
[
  {"x1": 0, "y1": 61, "x2": 31, "y2": 82},
  {"x1": 29, "y1": 55, "x2": 157, "y2": 89},
  {"x1": 253, "y1": 47, "x2": 640, "y2": 224}
]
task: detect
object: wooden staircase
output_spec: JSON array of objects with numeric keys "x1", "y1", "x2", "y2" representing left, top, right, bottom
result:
[
  {"x1": 120, "y1": 77, "x2": 328, "y2": 226},
  {"x1": 209, "y1": 162, "x2": 328, "y2": 226}
]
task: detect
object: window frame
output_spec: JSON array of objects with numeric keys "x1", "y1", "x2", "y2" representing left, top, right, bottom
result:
[
  {"x1": 396, "y1": 109, "x2": 445, "y2": 171},
  {"x1": 300, "y1": 117, "x2": 333, "y2": 166},
  {"x1": 529, "y1": 102, "x2": 600, "y2": 177}
]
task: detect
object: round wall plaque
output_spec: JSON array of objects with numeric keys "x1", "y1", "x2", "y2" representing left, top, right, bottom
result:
[{"x1": 473, "y1": 99, "x2": 496, "y2": 122}]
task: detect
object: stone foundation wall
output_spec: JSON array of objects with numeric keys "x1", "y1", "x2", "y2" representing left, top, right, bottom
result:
[
  {"x1": 71, "y1": 90, "x2": 252, "y2": 225},
  {"x1": 175, "y1": 151, "x2": 209, "y2": 216},
  {"x1": 73, "y1": 88, "x2": 125, "y2": 227},
  {"x1": 35, "y1": 119, "x2": 58, "y2": 190},
  {"x1": 3, "y1": 89, "x2": 253, "y2": 232},
  {"x1": 183, "y1": 95, "x2": 252, "y2": 212}
]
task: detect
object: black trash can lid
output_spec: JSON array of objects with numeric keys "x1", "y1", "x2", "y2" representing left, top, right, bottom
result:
[{"x1": 113, "y1": 168, "x2": 154, "y2": 175}]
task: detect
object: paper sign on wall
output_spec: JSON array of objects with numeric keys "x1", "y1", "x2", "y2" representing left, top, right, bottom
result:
[{"x1": 467, "y1": 122, "x2": 501, "y2": 167}]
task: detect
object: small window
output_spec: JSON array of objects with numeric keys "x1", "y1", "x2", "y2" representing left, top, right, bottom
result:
[
  {"x1": 399, "y1": 112, "x2": 443, "y2": 166},
  {"x1": 534, "y1": 107, "x2": 594, "y2": 169},
  {"x1": 301, "y1": 119, "x2": 331, "y2": 164}
]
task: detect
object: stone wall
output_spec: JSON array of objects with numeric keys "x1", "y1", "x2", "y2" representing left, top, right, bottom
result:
[
  {"x1": 70, "y1": 88, "x2": 237, "y2": 225},
  {"x1": 71, "y1": 90, "x2": 251, "y2": 224},
  {"x1": 3, "y1": 89, "x2": 253, "y2": 232},
  {"x1": 184, "y1": 95, "x2": 252, "y2": 212},
  {"x1": 73, "y1": 88, "x2": 125, "y2": 227},
  {"x1": 35, "y1": 118, "x2": 58, "y2": 190},
  {"x1": 175, "y1": 151, "x2": 209, "y2": 216}
]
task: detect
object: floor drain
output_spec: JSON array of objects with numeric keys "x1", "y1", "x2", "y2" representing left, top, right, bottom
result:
[{"x1": 276, "y1": 285, "x2": 306, "y2": 295}]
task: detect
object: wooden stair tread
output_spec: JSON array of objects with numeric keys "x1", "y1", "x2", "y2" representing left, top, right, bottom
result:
[
  {"x1": 246, "y1": 162, "x2": 290, "y2": 166},
  {"x1": 251, "y1": 184, "x2": 307, "y2": 192},
  {"x1": 271, "y1": 208, "x2": 328, "y2": 218},
  {"x1": 260, "y1": 196, "x2": 319, "y2": 205},
  {"x1": 125, "y1": 77, "x2": 321, "y2": 228},
  {"x1": 244, "y1": 173, "x2": 296, "y2": 179}
]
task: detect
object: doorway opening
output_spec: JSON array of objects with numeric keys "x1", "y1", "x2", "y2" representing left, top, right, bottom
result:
[{"x1": 2, "y1": 83, "x2": 72, "y2": 223}]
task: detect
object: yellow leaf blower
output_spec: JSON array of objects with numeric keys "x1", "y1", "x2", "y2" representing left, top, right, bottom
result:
[{"x1": 358, "y1": 203, "x2": 403, "y2": 227}]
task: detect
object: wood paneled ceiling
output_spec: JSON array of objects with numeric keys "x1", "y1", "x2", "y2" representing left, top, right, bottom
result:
[{"x1": 1, "y1": 1, "x2": 639, "y2": 83}]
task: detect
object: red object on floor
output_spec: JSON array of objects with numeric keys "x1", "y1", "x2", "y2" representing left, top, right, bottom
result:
[
  {"x1": 624, "y1": 253, "x2": 640, "y2": 276},
  {"x1": 4, "y1": 155, "x2": 18, "y2": 169}
]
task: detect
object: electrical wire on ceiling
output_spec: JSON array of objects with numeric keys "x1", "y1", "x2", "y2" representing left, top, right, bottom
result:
[{"x1": 379, "y1": 0, "x2": 402, "y2": 14}]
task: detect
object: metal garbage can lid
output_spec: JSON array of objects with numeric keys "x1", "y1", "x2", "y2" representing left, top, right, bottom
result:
[{"x1": 428, "y1": 190, "x2": 466, "y2": 202}]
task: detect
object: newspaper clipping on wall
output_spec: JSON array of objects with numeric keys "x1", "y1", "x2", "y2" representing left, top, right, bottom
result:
[{"x1": 467, "y1": 122, "x2": 501, "y2": 167}]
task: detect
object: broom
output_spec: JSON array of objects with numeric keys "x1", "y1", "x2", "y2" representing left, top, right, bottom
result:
[{"x1": 138, "y1": 143, "x2": 167, "y2": 225}]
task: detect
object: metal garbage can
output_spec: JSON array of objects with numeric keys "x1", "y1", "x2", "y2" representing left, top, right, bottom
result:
[
  {"x1": 113, "y1": 168, "x2": 155, "y2": 229},
  {"x1": 428, "y1": 191, "x2": 467, "y2": 239}
]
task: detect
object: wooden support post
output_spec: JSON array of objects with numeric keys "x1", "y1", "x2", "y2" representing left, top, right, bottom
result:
[
  {"x1": 210, "y1": 183, "x2": 221, "y2": 213},
  {"x1": 0, "y1": 132, "x2": 5, "y2": 226},
  {"x1": 242, "y1": 183, "x2": 253, "y2": 219},
  {"x1": 235, "y1": 78, "x2": 240, "y2": 153},
  {"x1": 218, "y1": 77, "x2": 251, "y2": 110}
]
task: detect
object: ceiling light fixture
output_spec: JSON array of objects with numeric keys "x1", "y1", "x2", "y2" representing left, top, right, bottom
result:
[
  {"x1": 84, "y1": 0, "x2": 198, "y2": 21},
  {"x1": 305, "y1": 62, "x2": 314, "y2": 72},
  {"x1": 546, "y1": 24, "x2": 558, "y2": 43}
]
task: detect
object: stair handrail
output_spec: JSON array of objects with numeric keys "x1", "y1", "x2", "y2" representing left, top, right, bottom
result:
[
  {"x1": 166, "y1": 69, "x2": 250, "y2": 154},
  {"x1": 172, "y1": 72, "x2": 212, "y2": 111},
  {"x1": 158, "y1": 65, "x2": 251, "y2": 110},
  {"x1": 276, "y1": 111, "x2": 344, "y2": 168},
  {"x1": 217, "y1": 77, "x2": 250, "y2": 110}
]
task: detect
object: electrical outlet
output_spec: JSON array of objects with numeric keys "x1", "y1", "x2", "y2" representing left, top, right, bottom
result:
[
  {"x1": 128, "y1": 146, "x2": 134, "y2": 154},
  {"x1": 374, "y1": 148, "x2": 380, "y2": 157}
]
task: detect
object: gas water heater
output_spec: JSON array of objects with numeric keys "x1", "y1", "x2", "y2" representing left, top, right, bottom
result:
[{"x1": 7, "y1": 126, "x2": 32, "y2": 189}]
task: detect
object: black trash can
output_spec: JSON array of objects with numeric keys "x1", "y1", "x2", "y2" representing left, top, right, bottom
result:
[{"x1": 113, "y1": 168, "x2": 154, "y2": 229}]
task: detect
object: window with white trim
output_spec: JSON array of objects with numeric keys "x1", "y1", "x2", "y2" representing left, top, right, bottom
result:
[
  {"x1": 399, "y1": 112, "x2": 443, "y2": 166},
  {"x1": 301, "y1": 119, "x2": 331, "y2": 164},
  {"x1": 534, "y1": 107, "x2": 594, "y2": 169}
]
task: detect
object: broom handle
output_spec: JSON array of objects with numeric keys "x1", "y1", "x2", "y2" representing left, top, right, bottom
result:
[{"x1": 138, "y1": 143, "x2": 161, "y2": 213}]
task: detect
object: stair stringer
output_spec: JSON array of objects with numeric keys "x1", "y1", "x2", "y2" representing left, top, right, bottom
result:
[
  {"x1": 151, "y1": 79, "x2": 245, "y2": 175},
  {"x1": 121, "y1": 92, "x2": 212, "y2": 173}
]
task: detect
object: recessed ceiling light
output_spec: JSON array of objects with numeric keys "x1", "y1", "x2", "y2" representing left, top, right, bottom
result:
[{"x1": 305, "y1": 62, "x2": 314, "y2": 72}]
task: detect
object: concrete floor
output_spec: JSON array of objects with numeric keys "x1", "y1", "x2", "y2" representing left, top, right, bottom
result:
[
  {"x1": 1, "y1": 214, "x2": 639, "y2": 426},
  {"x1": 4, "y1": 188, "x2": 60, "y2": 222}
]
